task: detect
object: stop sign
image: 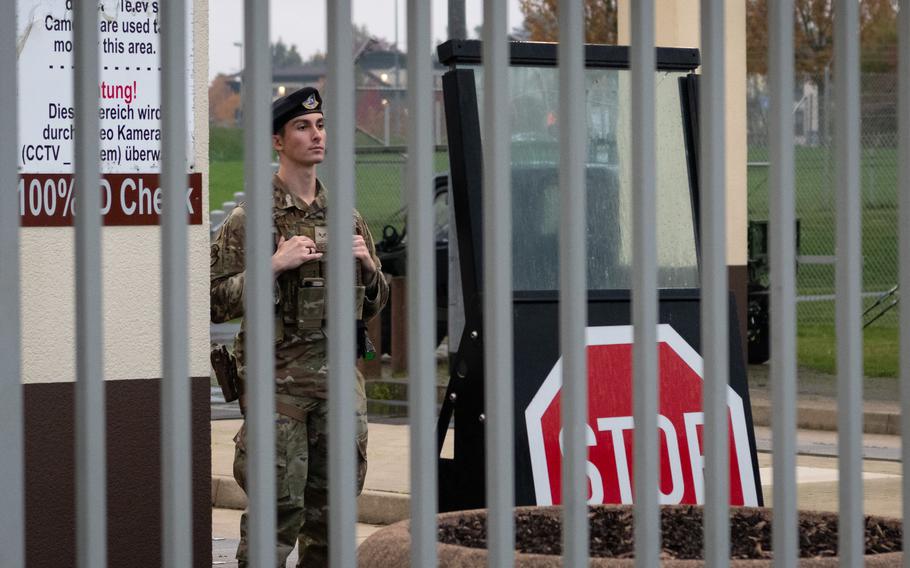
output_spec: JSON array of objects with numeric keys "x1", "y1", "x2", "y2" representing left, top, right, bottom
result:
[{"x1": 524, "y1": 324, "x2": 759, "y2": 507}]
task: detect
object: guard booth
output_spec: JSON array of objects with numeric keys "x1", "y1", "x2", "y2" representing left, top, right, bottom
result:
[{"x1": 435, "y1": 40, "x2": 763, "y2": 511}]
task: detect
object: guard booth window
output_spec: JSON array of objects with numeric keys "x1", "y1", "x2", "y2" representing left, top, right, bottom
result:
[{"x1": 471, "y1": 66, "x2": 700, "y2": 291}]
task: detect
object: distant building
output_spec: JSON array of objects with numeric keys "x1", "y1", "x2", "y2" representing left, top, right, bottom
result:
[{"x1": 221, "y1": 38, "x2": 447, "y2": 143}]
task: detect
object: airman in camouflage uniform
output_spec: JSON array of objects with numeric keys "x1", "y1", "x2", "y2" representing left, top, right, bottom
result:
[{"x1": 210, "y1": 87, "x2": 389, "y2": 568}]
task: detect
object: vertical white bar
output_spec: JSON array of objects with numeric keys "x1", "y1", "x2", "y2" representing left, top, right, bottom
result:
[
  {"x1": 407, "y1": 1, "x2": 437, "y2": 566},
  {"x1": 73, "y1": 1, "x2": 106, "y2": 566},
  {"x1": 326, "y1": 2, "x2": 358, "y2": 567},
  {"x1": 769, "y1": 0, "x2": 798, "y2": 566},
  {"x1": 482, "y1": 2, "x2": 513, "y2": 567},
  {"x1": 243, "y1": 0, "x2": 276, "y2": 566},
  {"x1": 900, "y1": 1, "x2": 910, "y2": 565},
  {"x1": 833, "y1": 0, "x2": 863, "y2": 564},
  {"x1": 0, "y1": 1, "x2": 24, "y2": 566},
  {"x1": 700, "y1": 0, "x2": 729, "y2": 565},
  {"x1": 631, "y1": 1, "x2": 659, "y2": 566},
  {"x1": 160, "y1": 0, "x2": 191, "y2": 566},
  {"x1": 558, "y1": 0, "x2": 588, "y2": 566}
]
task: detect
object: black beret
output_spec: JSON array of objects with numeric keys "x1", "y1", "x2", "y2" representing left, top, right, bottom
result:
[{"x1": 272, "y1": 87, "x2": 323, "y2": 133}]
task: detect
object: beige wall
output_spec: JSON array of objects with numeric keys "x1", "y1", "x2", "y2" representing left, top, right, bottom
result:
[
  {"x1": 618, "y1": 0, "x2": 748, "y2": 266},
  {"x1": 20, "y1": 0, "x2": 210, "y2": 383}
]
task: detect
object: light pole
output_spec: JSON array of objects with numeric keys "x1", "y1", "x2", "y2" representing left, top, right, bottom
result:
[
  {"x1": 233, "y1": 41, "x2": 243, "y2": 125},
  {"x1": 393, "y1": 0, "x2": 400, "y2": 88},
  {"x1": 233, "y1": 41, "x2": 243, "y2": 75},
  {"x1": 393, "y1": 0, "x2": 400, "y2": 142},
  {"x1": 448, "y1": 0, "x2": 466, "y2": 39}
]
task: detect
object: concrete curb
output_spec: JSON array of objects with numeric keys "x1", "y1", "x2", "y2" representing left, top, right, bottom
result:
[
  {"x1": 356, "y1": 490, "x2": 411, "y2": 525},
  {"x1": 750, "y1": 401, "x2": 900, "y2": 435},
  {"x1": 212, "y1": 475, "x2": 412, "y2": 525}
]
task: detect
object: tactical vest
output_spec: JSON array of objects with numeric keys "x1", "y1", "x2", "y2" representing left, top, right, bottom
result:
[{"x1": 272, "y1": 206, "x2": 366, "y2": 338}]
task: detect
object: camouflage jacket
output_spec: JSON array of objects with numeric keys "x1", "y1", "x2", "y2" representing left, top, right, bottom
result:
[{"x1": 210, "y1": 175, "x2": 389, "y2": 399}]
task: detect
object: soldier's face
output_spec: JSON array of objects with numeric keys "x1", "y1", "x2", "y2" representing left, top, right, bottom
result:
[{"x1": 274, "y1": 113, "x2": 326, "y2": 166}]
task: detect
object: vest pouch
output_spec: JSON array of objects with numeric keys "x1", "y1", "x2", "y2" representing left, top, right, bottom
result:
[
  {"x1": 297, "y1": 278, "x2": 326, "y2": 330},
  {"x1": 274, "y1": 313, "x2": 285, "y2": 343},
  {"x1": 354, "y1": 285, "x2": 365, "y2": 320}
]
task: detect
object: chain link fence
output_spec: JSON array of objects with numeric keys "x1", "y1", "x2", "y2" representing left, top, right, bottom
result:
[{"x1": 746, "y1": 71, "x2": 899, "y2": 374}]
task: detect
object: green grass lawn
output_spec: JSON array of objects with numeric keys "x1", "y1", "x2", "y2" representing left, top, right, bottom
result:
[
  {"x1": 209, "y1": 160, "x2": 245, "y2": 209},
  {"x1": 794, "y1": 298, "x2": 899, "y2": 377},
  {"x1": 747, "y1": 145, "x2": 898, "y2": 295},
  {"x1": 748, "y1": 144, "x2": 899, "y2": 377}
]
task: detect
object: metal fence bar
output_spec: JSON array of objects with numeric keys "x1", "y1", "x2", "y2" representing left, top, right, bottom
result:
[
  {"x1": 768, "y1": 0, "x2": 798, "y2": 566},
  {"x1": 482, "y1": 2, "x2": 514, "y2": 566},
  {"x1": 630, "y1": 1, "x2": 659, "y2": 565},
  {"x1": 900, "y1": 0, "x2": 910, "y2": 564},
  {"x1": 160, "y1": 1, "x2": 191, "y2": 566},
  {"x1": 833, "y1": 0, "x2": 863, "y2": 564},
  {"x1": 700, "y1": 0, "x2": 729, "y2": 565},
  {"x1": 326, "y1": 2, "x2": 358, "y2": 567},
  {"x1": 0, "y1": 1, "x2": 24, "y2": 566},
  {"x1": 73, "y1": 1, "x2": 106, "y2": 566},
  {"x1": 242, "y1": 0, "x2": 277, "y2": 565},
  {"x1": 558, "y1": 0, "x2": 588, "y2": 565},
  {"x1": 407, "y1": 0, "x2": 437, "y2": 566}
]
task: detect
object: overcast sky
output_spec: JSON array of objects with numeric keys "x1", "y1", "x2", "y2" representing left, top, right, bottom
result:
[{"x1": 208, "y1": 1, "x2": 526, "y2": 79}]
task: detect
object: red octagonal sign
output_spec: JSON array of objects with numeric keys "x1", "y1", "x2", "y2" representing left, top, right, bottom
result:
[{"x1": 525, "y1": 325, "x2": 759, "y2": 507}]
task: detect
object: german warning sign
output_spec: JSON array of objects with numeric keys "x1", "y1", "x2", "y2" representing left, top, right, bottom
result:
[
  {"x1": 16, "y1": 0, "x2": 198, "y2": 225},
  {"x1": 525, "y1": 324, "x2": 759, "y2": 507}
]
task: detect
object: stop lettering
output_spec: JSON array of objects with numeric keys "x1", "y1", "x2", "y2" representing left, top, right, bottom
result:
[{"x1": 525, "y1": 324, "x2": 759, "y2": 507}]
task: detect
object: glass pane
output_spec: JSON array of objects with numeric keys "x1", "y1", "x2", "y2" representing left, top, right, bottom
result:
[{"x1": 471, "y1": 66, "x2": 699, "y2": 291}]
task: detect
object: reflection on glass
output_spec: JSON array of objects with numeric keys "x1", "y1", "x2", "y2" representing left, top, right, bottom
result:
[{"x1": 472, "y1": 66, "x2": 699, "y2": 291}]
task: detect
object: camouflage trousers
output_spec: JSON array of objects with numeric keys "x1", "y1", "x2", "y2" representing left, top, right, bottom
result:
[{"x1": 233, "y1": 396, "x2": 368, "y2": 568}]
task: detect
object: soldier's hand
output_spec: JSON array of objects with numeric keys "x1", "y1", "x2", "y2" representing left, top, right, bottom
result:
[
  {"x1": 272, "y1": 235, "x2": 322, "y2": 275},
  {"x1": 353, "y1": 234, "x2": 377, "y2": 277}
]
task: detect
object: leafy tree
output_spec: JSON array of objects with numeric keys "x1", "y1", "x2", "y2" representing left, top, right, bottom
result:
[
  {"x1": 859, "y1": 0, "x2": 899, "y2": 72},
  {"x1": 208, "y1": 74, "x2": 241, "y2": 126},
  {"x1": 271, "y1": 39, "x2": 303, "y2": 69},
  {"x1": 518, "y1": 0, "x2": 618, "y2": 44},
  {"x1": 306, "y1": 51, "x2": 327, "y2": 64},
  {"x1": 746, "y1": 0, "x2": 899, "y2": 76}
]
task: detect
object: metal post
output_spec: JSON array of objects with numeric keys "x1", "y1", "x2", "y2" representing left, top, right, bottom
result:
[
  {"x1": 407, "y1": 1, "x2": 437, "y2": 565},
  {"x1": 243, "y1": 0, "x2": 276, "y2": 565},
  {"x1": 326, "y1": 2, "x2": 358, "y2": 567},
  {"x1": 834, "y1": 0, "x2": 863, "y2": 564},
  {"x1": 769, "y1": 0, "x2": 798, "y2": 566},
  {"x1": 700, "y1": 0, "x2": 729, "y2": 565},
  {"x1": 384, "y1": 104, "x2": 391, "y2": 146},
  {"x1": 631, "y1": 0, "x2": 659, "y2": 565},
  {"x1": 73, "y1": 1, "x2": 106, "y2": 565},
  {"x1": 558, "y1": 0, "x2": 588, "y2": 566},
  {"x1": 0, "y1": 1, "x2": 24, "y2": 566},
  {"x1": 161, "y1": 0, "x2": 192, "y2": 566},
  {"x1": 436, "y1": 100, "x2": 444, "y2": 146},
  {"x1": 900, "y1": 0, "x2": 910, "y2": 562},
  {"x1": 482, "y1": 2, "x2": 514, "y2": 566},
  {"x1": 448, "y1": 0, "x2": 467, "y2": 40}
]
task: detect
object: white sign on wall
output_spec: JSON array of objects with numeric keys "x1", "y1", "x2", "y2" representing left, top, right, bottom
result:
[{"x1": 16, "y1": 0, "x2": 200, "y2": 226}]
